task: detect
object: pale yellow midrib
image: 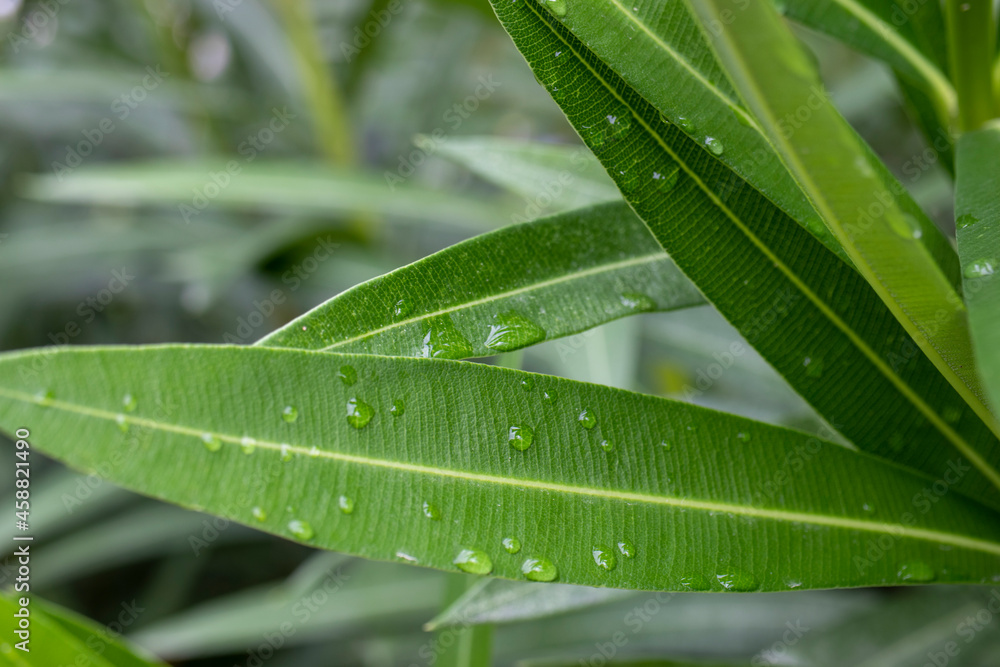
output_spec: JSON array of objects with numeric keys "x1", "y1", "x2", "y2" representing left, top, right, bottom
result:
[
  {"x1": 315, "y1": 253, "x2": 669, "y2": 351},
  {"x1": 5, "y1": 386, "x2": 1000, "y2": 558}
]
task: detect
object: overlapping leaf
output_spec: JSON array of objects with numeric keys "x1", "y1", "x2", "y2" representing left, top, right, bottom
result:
[{"x1": 487, "y1": 0, "x2": 1000, "y2": 508}]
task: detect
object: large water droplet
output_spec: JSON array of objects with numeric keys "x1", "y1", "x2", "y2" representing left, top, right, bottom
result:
[
  {"x1": 537, "y1": 0, "x2": 567, "y2": 17},
  {"x1": 617, "y1": 540, "x2": 636, "y2": 558},
  {"x1": 964, "y1": 259, "x2": 996, "y2": 278},
  {"x1": 716, "y1": 571, "x2": 759, "y2": 591},
  {"x1": 282, "y1": 405, "x2": 299, "y2": 423},
  {"x1": 240, "y1": 436, "x2": 256, "y2": 455},
  {"x1": 390, "y1": 399, "x2": 406, "y2": 417},
  {"x1": 201, "y1": 433, "x2": 222, "y2": 452},
  {"x1": 454, "y1": 548, "x2": 493, "y2": 575},
  {"x1": 251, "y1": 506, "x2": 268, "y2": 522},
  {"x1": 502, "y1": 537, "x2": 522, "y2": 554},
  {"x1": 338, "y1": 495, "x2": 355, "y2": 515},
  {"x1": 122, "y1": 393, "x2": 137, "y2": 413},
  {"x1": 803, "y1": 356, "x2": 824, "y2": 378},
  {"x1": 898, "y1": 561, "x2": 935, "y2": 582},
  {"x1": 337, "y1": 365, "x2": 357, "y2": 386},
  {"x1": 652, "y1": 167, "x2": 679, "y2": 193},
  {"x1": 521, "y1": 556, "x2": 558, "y2": 582},
  {"x1": 288, "y1": 519, "x2": 315, "y2": 541},
  {"x1": 394, "y1": 298, "x2": 413, "y2": 318},
  {"x1": 422, "y1": 501, "x2": 441, "y2": 520},
  {"x1": 577, "y1": 409, "x2": 597, "y2": 430},
  {"x1": 704, "y1": 136, "x2": 724, "y2": 155},
  {"x1": 346, "y1": 397, "x2": 374, "y2": 429},
  {"x1": 508, "y1": 425, "x2": 535, "y2": 451},
  {"x1": 619, "y1": 292, "x2": 656, "y2": 312},
  {"x1": 417, "y1": 316, "x2": 474, "y2": 359},
  {"x1": 484, "y1": 311, "x2": 546, "y2": 351},
  {"x1": 592, "y1": 546, "x2": 617, "y2": 571}
]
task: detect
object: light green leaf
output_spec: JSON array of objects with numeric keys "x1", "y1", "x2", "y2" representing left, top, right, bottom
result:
[
  {"x1": 4, "y1": 345, "x2": 1000, "y2": 594},
  {"x1": 426, "y1": 579, "x2": 634, "y2": 630},
  {"x1": 434, "y1": 575, "x2": 495, "y2": 667},
  {"x1": 426, "y1": 136, "x2": 619, "y2": 212},
  {"x1": 487, "y1": 0, "x2": 1000, "y2": 508},
  {"x1": 956, "y1": 123, "x2": 1000, "y2": 415},
  {"x1": 260, "y1": 202, "x2": 703, "y2": 358},
  {"x1": 17, "y1": 161, "x2": 506, "y2": 233},
  {"x1": 0, "y1": 592, "x2": 164, "y2": 667}
]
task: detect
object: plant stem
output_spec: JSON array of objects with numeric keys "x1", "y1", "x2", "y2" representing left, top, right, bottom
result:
[{"x1": 946, "y1": 0, "x2": 998, "y2": 131}]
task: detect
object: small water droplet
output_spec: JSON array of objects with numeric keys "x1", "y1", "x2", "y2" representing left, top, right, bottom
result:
[
  {"x1": 418, "y1": 316, "x2": 474, "y2": 359},
  {"x1": 281, "y1": 405, "x2": 299, "y2": 423},
  {"x1": 803, "y1": 356, "x2": 824, "y2": 378},
  {"x1": 784, "y1": 579, "x2": 803, "y2": 589},
  {"x1": 898, "y1": 561, "x2": 935, "y2": 582},
  {"x1": 577, "y1": 409, "x2": 597, "y2": 430},
  {"x1": 484, "y1": 311, "x2": 546, "y2": 351},
  {"x1": 542, "y1": 390, "x2": 556, "y2": 403},
  {"x1": 115, "y1": 414, "x2": 129, "y2": 433},
  {"x1": 735, "y1": 432, "x2": 751, "y2": 443},
  {"x1": 396, "y1": 551, "x2": 418, "y2": 563},
  {"x1": 251, "y1": 506, "x2": 268, "y2": 522},
  {"x1": 606, "y1": 109, "x2": 632, "y2": 139},
  {"x1": 599, "y1": 439, "x2": 614, "y2": 452},
  {"x1": 862, "y1": 503, "x2": 875, "y2": 514},
  {"x1": 592, "y1": 546, "x2": 617, "y2": 571},
  {"x1": 716, "y1": 571, "x2": 759, "y2": 591},
  {"x1": 346, "y1": 397, "x2": 374, "y2": 429},
  {"x1": 680, "y1": 574, "x2": 711, "y2": 591},
  {"x1": 617, "y1": 168, "x2": 641, "y2": 193},
  {"x1": 521, "y1": 556, "x2": 558, "y2": 582},
  {"x1": 704, "y1": 136, "x2": 724, "y2": 155},
  {"x1": 617, "y1": 540, "x2": 636, "y2": 558},
  {"x1": 942, "y1": 406, "x2": 962, "y2": 423},
  {"x1": 508, "y1": 425, "x2": 535, "y2": 451},
  {"x1": 337, "y1": 365, "x2": 357, "y2": 386},
  {"x1": 280, "y1": 444, "x2": 294, "y2": 462},
  {"x1": 394, "y1": 298, "x2": 413, "y2": 318},
  {"x1": 36, "y1": 389, "x2": 54, "y2": 406},
  {"x1": 338, "y1": 495, "x2": 355, "y2": 515},
  {"x1": 422, "y1": 501, "x2": 441, "y2": 520},
  {"x1": 520, "y1": 377, "x2": 535, "y2": 391},
  {"x1": 240, "y1": 436, "x2": 256, "y2": 455},
  {"x1": 652, "y1": 167, "x2": 679, "y2": 193},
  {"x1": 660, "y1": 440, "x2": 672, "y2": 451},
  {"x1": 122, "y1": 393, "x2": 137, "y2": 413},
  {"x1": 537, "y1": 0, "x2": 567, "y2": 17},
  {"x1": 957, "y1": 213, "x2": 979, "y2": 229},
  {"x1": 454, "y1": 548, "x2": 493, "y2": 575},
  {"x1": 676, "y1": 116, "x2": 697, "y2": 133},
  {"x1": 288, "y1": 519, "x2": 315, "y2": 541},
  {"x1": 390, "y1": 399, "x2": 406, "y2": 417},
  {"x1": 619, "y1": 292, "x2": 656, "y2": 312},
  {"x1": 201, "y1": 433, "x2": 221, "y2": 452},
  {"x1": 888, "y1": 213, "x2": 923, "y2": 240},
  {"x1": 308, "y1": 445, "x2": 321, "y2": 458},
  {"x1": 964, "y1": 259, "x2": 996, "y2": 278},
  {"x1": 502, "y1": 537, "x2": 522, "y2": 554}
]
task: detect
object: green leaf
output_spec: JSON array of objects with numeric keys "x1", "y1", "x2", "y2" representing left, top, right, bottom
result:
[
  {"x1": 260, "y1": 202, "x2": 703, "y2": 358},
  {"x1": 4, "y1": 345, "x2": 1000, "y2": 593},
  {"x1": 487, "y1": 0, "x2": 1000, "y2": 508},
  {"x1": 433, "y1": 575, "x2": 495, "y2": 667},
  {"x1": 688, "y1": 0, "x2": 997, "y2": 450},
  {"x1": 17, "y1": 161, "x2": 507, "y2": 234},
  {"x1": 0, "y1": 592, "x2": 164, "y2": 667},
  {"x1": 955, "y1": 123, "x2": 1000, "y2": 415},
  {"x1": 426, "y1": 579, "x2": 634, "y2": 629},
  {"x1": 427, "y1": 136, "x2": 619, "y2": 212}
]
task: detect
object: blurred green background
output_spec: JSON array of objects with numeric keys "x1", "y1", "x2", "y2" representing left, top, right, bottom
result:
[{"x1": 0, "y1": 0, "x2": 978, "y2": 665}]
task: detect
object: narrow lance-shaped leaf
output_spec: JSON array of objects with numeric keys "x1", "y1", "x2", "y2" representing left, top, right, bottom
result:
[
  {"x1": 4, "y1": 346, "x2": 1000, "y2": 592},
  {"x1": 687, "y1": 0, "x2": 995, "y2": 441},
  {"x1": 955, "y1": 123, "x2": 1000, "y2": 415},
  {"x1": 487, "y1": 0, "x2": 1000, "y2": 508},
  {"x1": 260, "y1": 203, "x2": 704, "y2": 358}
]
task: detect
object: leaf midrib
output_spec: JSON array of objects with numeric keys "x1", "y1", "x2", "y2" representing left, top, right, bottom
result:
[
  {"x1": 315, "y1": 252, "x2": 671, "y2": 351},
  {"x1": 527, "y1": 1, "x2": 1000, "y2": 493},
  {"x1": 6, "y1": 386, "x2": 1000, "y2": 558}
]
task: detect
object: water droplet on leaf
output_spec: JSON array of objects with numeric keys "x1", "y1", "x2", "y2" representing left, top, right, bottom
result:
[
  {"x1": 577, "y1": 409, "x2": 597, "y2": 430},
  {"x1": 394, "y1": 298, "x2": 412, "y2": 318},
  {"x1": 502, "y1": 537, "x2": 522, "y2": 554},
  {"x1": 337, "y1": 365, "x2": 357, "y2": 386},
  {"x1": 716, "y1": 571, "x2": 759, "y2": 591},
  {"x1": 454, "y1": 548, "x2": 493, "y2": 575},
  {"x1": 201, "y1": 433, "x2": 221, "y2": 452},
  {"x1": 592, "y1": 546, "x2": 617, "y2": 571},
  {"x1": 617, "y1": 540, "x2": 636, "y2": 558},
  {"x1": 251, "y1": 506, "x2": 267, "y2": 522},
  {"x1": 521, "y1": 556, "x2": 558, "y2": 581},
  {"x1": 898, "y1": 561, "x2": 935, "y2": 582},
  {"x1": 288, "y1": 519, "x2": 314, "y2": 541},
  {"x1": 619, "y1": 292, "x2": 656, "y2": 311},
  {"x1": 652, "y1": 167, "x2": 679, "y2": 193},
  {"x1": 282, "y1": 405, "x2": 299, "y2": 423},
  {"x1": 390, "y1": 399, "x2": 406, "y2": 417},
  {"x1": 422, "y1": 501, "x2": 441, "y2": 520},
  {"x1": 240, "y1": 436, "x2": 256, "y2": 455},
  {"x1": 338, "y1": 495, "x2": 355, "y2": 515},
  {"x1": 803, "y1": 356, "x2": 824, "y2": 378},
  {"x1": 537, "y1": 0, "x2": 567, "y2": 17},
  {"x1": 704, "y1": 136, "x2": 724, "y2": 155},
  {"x1": 418, "y1": 316, "x2": 474, "y2": 359},
  {"x1": 600, "y1": 439, "x2": 614, "y2": 452},
  {"x1": 484, "y1": 311, "x2": 546, "y2": 351},
  {"x1": 122, "y1": 393, "x2": 137, "y2": 413},
  {"x1": 508, "y1": 425, "x2": 535, "y2": 451},
  {"x1": 346, "y1": 397, "x2": 374, "y2": 429},
  {"x1": 964, "y1": 259, "x2": 996, "y2": 278}
]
